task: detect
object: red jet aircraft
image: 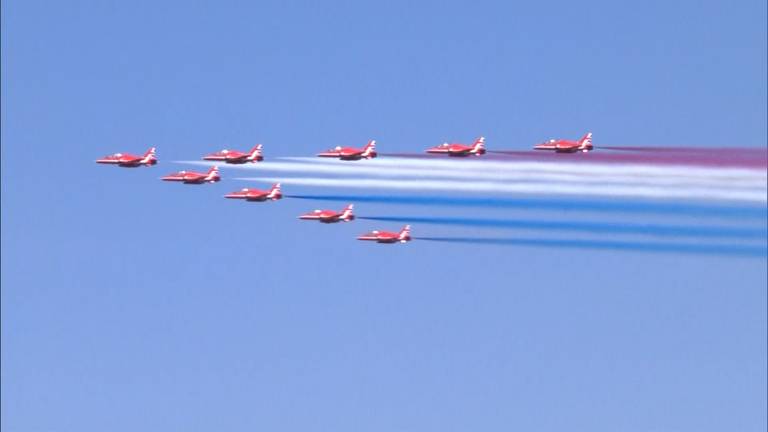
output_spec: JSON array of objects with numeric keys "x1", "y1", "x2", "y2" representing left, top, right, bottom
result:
[
  {"x1": 224, "y1": 183, "x2": 282, "y2": 201},
  {"x1": 96, "y1": 147, "x2": 157, "y2": 167},
  {"x1": 534, "y1": 132, "x2": 593, "y2": 153},
  {"x1": 426, "y1": 137, "x2": 486, "y2": 156},
  {"x1": 161, "y1": 166, "x2": 220, "y2": 184},
  {"x1": 203, "y1": 144, "x2": 263, "y2": 164},
  {"x1": 317, "y1": 140, "x2": 377, "y2": 160},
  {"x1": 357, "y1": 225, "x2": 411, "y2": 244},
  {"x1": 299, "y1": 204, "x2": 354, "y2": 223}
]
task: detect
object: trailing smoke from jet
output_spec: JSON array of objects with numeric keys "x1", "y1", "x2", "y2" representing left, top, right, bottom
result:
[
  {"x1": 181, "y1": 159, "x2": 766, "y2": 190},
  {"x1": 284, "y1": 194, "x2": 768, "y2": 219},
  {"x1": 277, "y1": 156, "x2": 765, "y2": 180},
  {"x1": 414, "y1": 236, "x2": 768, "y2": 258},
  {"x1": 180, "y1": 156, "x2": 767, "y2": 196},
  {"x1": 251, "y1": 176, "x2": 766, "y2": 203},
  {"x1": 599, "y1": 146, "x2": 768, "y2": 154},
  {"x1": 358, "y1": 216, "x2": 767, "y2": 240}
]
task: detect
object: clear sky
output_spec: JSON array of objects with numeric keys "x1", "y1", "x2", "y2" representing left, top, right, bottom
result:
[{"x1": 2, "y1": 0, "x2": 766, "y2": 431}]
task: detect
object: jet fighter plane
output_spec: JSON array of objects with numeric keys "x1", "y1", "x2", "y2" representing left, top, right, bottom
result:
[
  {"x1": 534, "y1": 132, "x2": 593, "y2": 153},
  {"x1": 161, "y1": 166, "x2": 220, "y2": 184},
  {"x1": 426, "y1": 137, "x2": 485, "y2": 156},
  {"x1": 299, "y1": 204, "x2": 354, "y2": 223},
  {"x1": 357, "y1": 225, "x2": 411, "y2": 244},
  {"x1": 224, "y1": 183, "x2": 282, "y2": 201},
  {"x1": 317, "y1": 140, "x2": 377, "y2": 160},
  {"x1": 96, "y1": 147, "x2": 157, "y2": 167},
  {"x1": 203, "y1": 144, "x2": 263, "y2": 164}
]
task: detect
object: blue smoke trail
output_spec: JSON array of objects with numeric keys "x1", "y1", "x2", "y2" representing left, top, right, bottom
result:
[
  {"x1": 414, "y1": 237, "x2": 768, "y2": 258},
  {"x1": 285, "y1": 194, "x2": 768, "y2": 219},
  {"x1": 358, "y1": 216, "x2": 767, "y2": 240}
]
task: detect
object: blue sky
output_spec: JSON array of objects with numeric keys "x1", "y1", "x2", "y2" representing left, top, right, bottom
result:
[{"x1": 2, "y1": 0, "x2": 766, "y2": 431}]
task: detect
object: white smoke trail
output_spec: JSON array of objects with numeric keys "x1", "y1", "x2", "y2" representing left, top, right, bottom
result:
[
  {"x1": 176, "y1": 160, "x2": 767, "y2": 191},
  {"x1": 237, "y1": 176, "x2": 767, "y2": 203},
  {"x1": 277, "y1": 156, "x2": 767, "y2": 182}
]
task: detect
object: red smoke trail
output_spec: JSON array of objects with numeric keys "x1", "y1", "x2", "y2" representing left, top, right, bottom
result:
[
  {"x1": 487, "y1": 150, "x2": 767, "y2": 169},
  {"x1": 381, "y1": 153, "x2": 531, "y2": 162},
  {"x1": 381, "y1": 153, "x2": 442, "y2": 159},
  {"x1": 601, "y1": 146, "x2": 767, "y2": 154}
]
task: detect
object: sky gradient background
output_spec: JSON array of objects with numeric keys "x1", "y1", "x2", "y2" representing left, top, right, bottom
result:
[{"x1": 2, "y1": 0, "x2": 767, "y2": 431}]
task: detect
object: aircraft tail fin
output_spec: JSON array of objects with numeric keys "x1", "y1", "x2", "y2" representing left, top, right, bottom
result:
[
  {"x1": 248, "y1": 144, "x2": 263, "y2": 161},
  {"x1": 398, "y1": 224, "x2": 411, "y2": 242},
  {"x1": 267, "y1": 183, "x2": 282, "y2": 200},
  {"x1": 205, "y1": 166, "x2": 220, "y2": 181},
  {"x1": 578, "y1": 132, "x2": 593, "y2": 151},
  {"x1": 340, "y1": 204, "x2": 354, "y2": 221},
  {"x1": 141, "y1": 147, "x2": 157, "y2": 164},
  {"x1": 471, "y1": 136, "x2": 486, "y2": 154},
  {"x1": 362, "y1": 140, "x2": 377, "y2": 158}
]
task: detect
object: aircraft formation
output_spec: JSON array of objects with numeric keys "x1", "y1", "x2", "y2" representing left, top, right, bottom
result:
[{"x1": 97, "y1": 132, "x2": 594, "y2": 244}]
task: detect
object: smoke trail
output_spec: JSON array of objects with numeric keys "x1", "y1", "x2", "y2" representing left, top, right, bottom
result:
[
  {"x1": 358, "y1": 216, "x2": 767, "y2": 240},
  {"x1": 381, "y1": 153, "x2": 444, "y2": 159},
  {"x1": 247, "y1": 176, "x2": 767, "y2": 202},
  {"x1": 380, "y1": 153, "x2": 529, "y2": 162},
  {"x1": 285, "y1": 194, "x2": 768, "y2": 219},
  {"x1": 601, "y1": 146, "x2": 768, "y2": 154},
  {"x1": 380, "y1": 150, "x2": 766, "y2": 169},
  {"x1": 414, "y1": 237, "x2": 768, "y2": 258},
  {"x1": 182, "y1": 159, "x2": 765, "y2": 189},
  {"x1": 278, "y1": 156, "x2": 766, "y2": 182},
  {"x1": 487, "y1": 150, "x2": 767, "y2": 169}
]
